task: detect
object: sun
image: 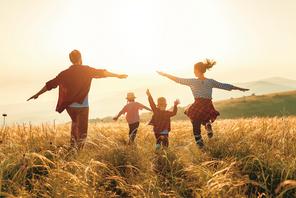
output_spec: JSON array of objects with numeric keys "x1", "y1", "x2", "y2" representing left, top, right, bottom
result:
[{"x1": 44, "y1": 0, "x2": 236, "y2": 75}]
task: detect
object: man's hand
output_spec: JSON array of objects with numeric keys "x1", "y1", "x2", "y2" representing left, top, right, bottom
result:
[
  {"x1": 157, "y1": 71, "x2": 167, "y2": 77},
  {"x1": 146, "y1": 89, "x2": 151, "y2": 96},
  {"x1": 113, "y1": 116, "x2": 118, "y2": 121},
  {"x1": 27, "y1": 94, "x2": 39, "y2": 101},
  {"x1": 174, "y1": 99, "x2": 180, "y2": 106},
  {"x1": 27, "y1": 85, "x2": 48, "y2": 102},
  {"x1": 117, "y1": 74, "x2": 128, "y2": 79}
]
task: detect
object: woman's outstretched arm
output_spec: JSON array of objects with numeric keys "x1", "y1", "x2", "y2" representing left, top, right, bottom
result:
[
  {"x1": 157, "y1": 71, "x2": 193, "y2": 86},
  {"x1": 210, "y1": 79, "x2": 249, "y2": 92},
  {"x1": 232, "y1": 86, "x2": 249, "y2": 92},
  {"x1": 157, "y1": 71, "x2": 179, "y2": 81}
]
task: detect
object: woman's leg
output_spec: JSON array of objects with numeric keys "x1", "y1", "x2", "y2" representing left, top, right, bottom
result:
[
  {"x1": 191, "y1": 120, "x2": 204, "y2": 148},
  {"x1": 205, "y1": 121, "x2": 213, "y2": 138}
]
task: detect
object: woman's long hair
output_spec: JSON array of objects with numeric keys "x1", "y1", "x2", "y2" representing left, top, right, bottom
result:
[{"x1": 194, "y1": 59, "x2": 216, "y2": 73}]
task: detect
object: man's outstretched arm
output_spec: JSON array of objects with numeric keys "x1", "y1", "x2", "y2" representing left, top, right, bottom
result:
[
  {"x1": 27, "y1": 86, "x2": 48, "y2": 101},
  {"x1": 88, "y1": 67, "x2": 128, "y2": 79},
  {"x1": 27, "y1": 75, "x2": 60, "y2": 101},
  {"x1": 103, "y1": 70, "x2": 128, "y2": 79}
]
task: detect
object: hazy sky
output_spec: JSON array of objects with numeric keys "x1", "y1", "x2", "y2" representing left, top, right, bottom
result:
[
  {"x1": 1, "y1": 0, "x2": 296, "y2": 82},
  {"x1": 0, "y1": 0, "x2": 296, "y2": 123}
]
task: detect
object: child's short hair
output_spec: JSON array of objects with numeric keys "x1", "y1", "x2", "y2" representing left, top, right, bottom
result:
[
  {"x1": 157, "y1": 97, "x2": 167, "y2": 106},
  {"x1": 194, "y1": 59, "x2": 216, "y2": 73}
]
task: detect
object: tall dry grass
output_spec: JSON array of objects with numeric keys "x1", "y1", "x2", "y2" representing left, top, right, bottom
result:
[{"x1": 0, "y1": 117, "x2": 295, "y2": 197}]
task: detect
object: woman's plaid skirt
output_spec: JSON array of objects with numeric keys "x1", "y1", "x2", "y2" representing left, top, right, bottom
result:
[{"x1": 185, "y1": 98, "x2": 220, "y2": 123}]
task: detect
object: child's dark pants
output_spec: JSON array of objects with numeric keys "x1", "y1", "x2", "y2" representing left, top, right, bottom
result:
[
  {"x1": 154, "y1": 133, "x2": 169, "y2": 147},
  {"x1": 128, "y1": 122, "x2": 139, "y2": 142}
]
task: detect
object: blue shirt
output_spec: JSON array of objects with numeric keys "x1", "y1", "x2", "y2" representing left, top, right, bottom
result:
[
  {"x1": 160, "y1": 129, "x2": 169, "y2": 135},
  {"x1": 69, "y1": 95, "x2": 89, "y2": 108}
]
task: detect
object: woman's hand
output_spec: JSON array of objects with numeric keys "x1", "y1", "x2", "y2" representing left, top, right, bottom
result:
[
  {"x1": 113, "y1": 116, "x2": 118, "y2": 121},
  {"x1": 233, "y1": 86, "x2": 249, "y2": 92},
  {"x1": 238, "y1": 88, "x2": 249, "y2": 92}
]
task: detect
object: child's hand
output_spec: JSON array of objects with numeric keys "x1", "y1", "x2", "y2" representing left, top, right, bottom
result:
[
  {"x1": 174, "y1": 99, "x2": 180, "y2": 106},
  {"x1": 146, "y1": 89, "x2": 151, "y2": 96},
  {"x1": 113, "y1": 116, "x2": 118, "y2": 121}
]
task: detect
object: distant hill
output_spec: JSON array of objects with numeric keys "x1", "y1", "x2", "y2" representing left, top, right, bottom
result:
[
  {"x1": 1, "y1": 77, "x2": 295, "y2": 124},
  {"x1": 213, "y1": 90, "x2": 296, "y2": 119},
  {"x1": 261, "y1": 77, "x2": 296, "y2": 87},
  {"x1": 209, "y1": 77, "x2": 296, "y2": 101},
  {"x1": 237, "y1": 77, "x2": 296, "y2": 96},
  {"x1": 94, "y1": 90, "x2": 296, "y2": 122}
]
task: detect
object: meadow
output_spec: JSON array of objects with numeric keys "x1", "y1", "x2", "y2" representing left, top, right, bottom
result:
[
  {"x1": 98, "y1": 91, "x2": 296, "y2": 123},
  {"x1": 0, "y1": 117, "x2": 296, "y2": 197}
]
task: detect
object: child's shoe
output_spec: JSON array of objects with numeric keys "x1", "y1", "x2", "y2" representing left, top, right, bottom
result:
[
  {"x1": 205, "y1": 122, "x2": 213, "y2": 138},
  {"x1": 155, "y1": 144, "x2": 161, "y2": 150}
]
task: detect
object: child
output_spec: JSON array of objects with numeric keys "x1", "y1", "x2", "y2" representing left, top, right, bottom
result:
[
  {"x1": 146, "y1": 89, "x2": 180, "y2": 150},
  {"x1": 113, "y1": 92, "x2": 151, "y2": 143},
  {"x1": 157, "y1": 59, "x2": 249, "y2": 148}
]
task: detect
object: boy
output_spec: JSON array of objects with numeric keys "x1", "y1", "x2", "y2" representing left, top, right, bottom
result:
[{"x1": 146, "y1": 89, "x2": 179, "y2": 149}]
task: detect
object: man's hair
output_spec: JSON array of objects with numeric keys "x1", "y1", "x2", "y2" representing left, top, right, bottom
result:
[{"x1": 69, "y1": 50, "x2": 81, "y2": 64}]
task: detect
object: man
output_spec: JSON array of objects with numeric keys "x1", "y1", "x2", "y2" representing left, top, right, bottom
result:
[{"x1": 27, "y1": 50, "x2": 128, "y2": 148}]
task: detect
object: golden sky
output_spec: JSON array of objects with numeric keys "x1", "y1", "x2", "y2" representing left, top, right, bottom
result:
[
  {"x1": 0, "y1": 0, "x2": 296, "y2": 123},
  {"x1": 1, "y1": 0, "x2": 296, "y2": 81}
]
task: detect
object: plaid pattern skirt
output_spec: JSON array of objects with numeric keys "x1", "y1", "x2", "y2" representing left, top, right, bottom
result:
[{"x1": 185, "y1": 98, "x2": 220, "y2": 122}]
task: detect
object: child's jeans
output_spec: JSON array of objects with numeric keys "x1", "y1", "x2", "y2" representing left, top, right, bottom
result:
[
  {"x1": 155, "y1": 130, "x2": 169, "y2": 149},
  {"x1": 128, "y1": 122, "x2": 139, "y2": 142}
]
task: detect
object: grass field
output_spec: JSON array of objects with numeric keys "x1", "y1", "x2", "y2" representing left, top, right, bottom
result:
[
  {"x1": 1, "y1": 117, "x2": 296, "y2": 197},
  {"x1": 214, "y1": 90, "x2": 296, "y2": 119}
]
